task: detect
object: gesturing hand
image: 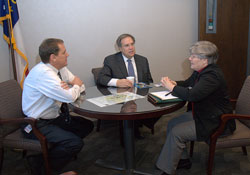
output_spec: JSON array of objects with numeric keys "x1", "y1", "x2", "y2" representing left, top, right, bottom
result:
[{"x1": 161, "y1": 77, "x2": 176, "y2": 91}]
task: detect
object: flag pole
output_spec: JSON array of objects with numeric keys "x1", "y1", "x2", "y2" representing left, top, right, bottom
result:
[{"x1": 7, "y1": 18, "x2": 17, "y2": 81}]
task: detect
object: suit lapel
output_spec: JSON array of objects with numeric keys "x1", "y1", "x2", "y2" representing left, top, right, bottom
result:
[
  {"x1": 134, "y1": 55, "x2": 142, "y2": 82},
  {"x1": 117, "y1": 53, "x2": 128, "y2": 77}
]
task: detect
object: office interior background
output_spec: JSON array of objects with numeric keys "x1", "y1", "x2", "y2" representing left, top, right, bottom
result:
[
  {"x1": 0, "y1": 0, "x2": 250, "y2": 94},
  {"x1": 0, "y1": 1, "x2": 250, "y2": 174},
  {"x1": 0, "y1": 0, "x2": 198, "y2": 86}
]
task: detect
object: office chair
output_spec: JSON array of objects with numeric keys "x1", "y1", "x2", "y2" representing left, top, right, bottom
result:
[
  {"x1": 0, "y1": 80, "x2": 51, "y2": 175},
  {"x1": 91, "y1": 67, "x2": 103, "y2": 132},
  {"x1": 189, "y1": 76, "x2": 250, "y2": 175}
]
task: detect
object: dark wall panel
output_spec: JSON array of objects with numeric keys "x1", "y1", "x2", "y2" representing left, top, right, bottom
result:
[{"x1": 199, "y1": 0, "x2": 249, "y2": 98}]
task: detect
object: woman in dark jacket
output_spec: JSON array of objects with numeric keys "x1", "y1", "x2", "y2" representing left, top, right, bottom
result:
[{"x1": 156, "y1": 41, "x2": 235, "y2": 175}]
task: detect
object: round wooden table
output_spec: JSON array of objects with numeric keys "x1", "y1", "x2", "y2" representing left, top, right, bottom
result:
[{"x1": 70, "y1": 85, "x2": 186, "y2": 175}]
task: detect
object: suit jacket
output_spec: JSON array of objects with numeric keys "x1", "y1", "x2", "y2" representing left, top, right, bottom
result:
[
  {"x1": 172, "y1": 64, "x2": 235, "y2": 141},
  {"x1": 97, "y1": 52, "x2": 153, "y2": 86}
]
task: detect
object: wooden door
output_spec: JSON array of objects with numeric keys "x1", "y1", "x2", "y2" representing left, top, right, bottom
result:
[{"x1": 198, "y1": 0, "x2": 250, "y2": 98}]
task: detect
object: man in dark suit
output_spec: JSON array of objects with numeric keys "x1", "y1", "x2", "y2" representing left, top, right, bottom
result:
[
  {"x1": 97, "y1": 33, "x2": 156, "y2": 139},
  {"x1": 97, "y1": 33, "x2": 153, "y2": 87}
]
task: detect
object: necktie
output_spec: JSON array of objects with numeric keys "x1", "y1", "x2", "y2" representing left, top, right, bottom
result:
[
  {"x1": 58, "y1": 71, "x2": 71, "y2": 123},
  {"x1": 127, "y1": 59, "x2": 135, "y2": 79}
]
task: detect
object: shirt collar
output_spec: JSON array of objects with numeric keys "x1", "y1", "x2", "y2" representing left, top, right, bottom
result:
[
  {"x1": 46, "y1": 63, "x2": 59, "y2": 73},
  {"x1": 122, "y1": 54, "x2": 135, "y2": 63}
]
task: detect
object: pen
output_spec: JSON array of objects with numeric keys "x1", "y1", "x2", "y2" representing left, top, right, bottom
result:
[{"x1": 165, "y1": 92, "x2": 172, "y2": 96}]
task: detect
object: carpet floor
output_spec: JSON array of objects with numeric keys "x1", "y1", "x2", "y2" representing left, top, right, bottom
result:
[{"x1": 2, "y1": 107, "x2": 250, "y2": 175}]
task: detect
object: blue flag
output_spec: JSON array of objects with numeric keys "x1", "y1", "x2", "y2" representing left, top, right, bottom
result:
[
  {"x1": 0, "y1": 0, "x2": 19, "y2": 43},
  {"x1": 0, "y1": 0, "x2": 29, "y2": 88}
]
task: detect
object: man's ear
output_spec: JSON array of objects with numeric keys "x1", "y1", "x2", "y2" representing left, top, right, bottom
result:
[{"x1": 50, "y1": 54, "x2": 56, "y2": 64}]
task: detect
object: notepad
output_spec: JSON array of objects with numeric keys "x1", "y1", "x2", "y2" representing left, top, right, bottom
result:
[{"x1": 148, "y1": 91, "x2": 182, "y2": 104}]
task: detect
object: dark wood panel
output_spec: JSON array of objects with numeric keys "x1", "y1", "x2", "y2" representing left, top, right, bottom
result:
[
  {"x1": 231, "y1": 0, "x2": 249, "y2": 98},
  {"x1": 198, "y1": 0, "x2": 249, "y2": 98}
]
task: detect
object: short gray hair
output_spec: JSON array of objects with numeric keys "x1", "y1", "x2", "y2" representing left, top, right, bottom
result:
[
  {"x1": 189, "y1": 41, "x2": 219, "y2": 64},
  {"x1": 39, "y1": 38, "x2": 64, "y2": 63},
  {"x1": 116, "y1": 34, "x2": 135, "y2": 48}
]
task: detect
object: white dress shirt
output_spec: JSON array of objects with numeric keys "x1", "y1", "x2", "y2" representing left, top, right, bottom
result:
[
  {"x1": 22, "y1": 62, "x2": 85, "y2": 119},
  {"x1": 107, "y1": 54, "x2": 138, "y2": 87}
]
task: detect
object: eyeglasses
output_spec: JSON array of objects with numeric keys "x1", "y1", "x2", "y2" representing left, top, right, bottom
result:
[
  {"x1": 189, "y1": 54, "x2": 200, "y2": 59},
  {"x1": 189, "y1": 54, "x2": 206, "y2": 60}
]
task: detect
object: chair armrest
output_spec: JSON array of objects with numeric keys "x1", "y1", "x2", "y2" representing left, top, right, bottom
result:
[
  {"x1": 211, "y1": 113, "x2": 250, "y2": 141},
  {"x1": 221, "y1": 113, "x2": 250, "y2": 121},
  {"x1": 0, "y1": 117, "x2": 47, "y2": 146},
  {"x1": 0, "y1": 117, "x2": 37, "y2": 126},
  {"x1": 230, "y1": 99, "x2": 237, "y2": 110}
]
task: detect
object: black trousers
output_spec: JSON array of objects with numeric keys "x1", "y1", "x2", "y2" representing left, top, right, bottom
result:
[{"x1": 22, "y1": 115, "x2": 94, "y2": 173}]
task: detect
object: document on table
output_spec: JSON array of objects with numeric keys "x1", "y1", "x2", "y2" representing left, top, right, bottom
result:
[
  {"x1": 148, "y1": 91, "x2": 181, "y2": 104},
  {"x1": 87, "y1": 92, "x2": 145, "y2": 107},
  {"x1": 150, "y1": 91, "x2": 178, "y2": 100}
]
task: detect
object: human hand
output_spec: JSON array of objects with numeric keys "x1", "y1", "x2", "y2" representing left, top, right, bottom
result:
[
  {"x1": 116, "y1": 79, "x2": 133, "y2": 88},
  {"x1": 168, "y1": 78, "x2": 177, "y2": 86},
  {"x1": 161, "y1": 77, "x2": 176, "y2": 91},
  {"x1": 69, "y1": 76, "x2": 83, "y2": 87},
  {"x1": 60, "y1": 81, "x2": 70, "y2": 90}
]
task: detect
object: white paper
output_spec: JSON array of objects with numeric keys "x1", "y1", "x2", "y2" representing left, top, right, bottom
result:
[
  {"x1": 150, "y1": 91, "x2": 178, "y2": 100},
  {"x1": 87, "y1": 92, "x2": 145, "y2": 107}
]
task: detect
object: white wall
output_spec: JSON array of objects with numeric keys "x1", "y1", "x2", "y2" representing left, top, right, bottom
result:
[
  {"x1": 0, "y1": 0, "x2": 198, "y2": 87},
  {"x1": 0, "y1": 30, "x2": 12, "y2": 82}
]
